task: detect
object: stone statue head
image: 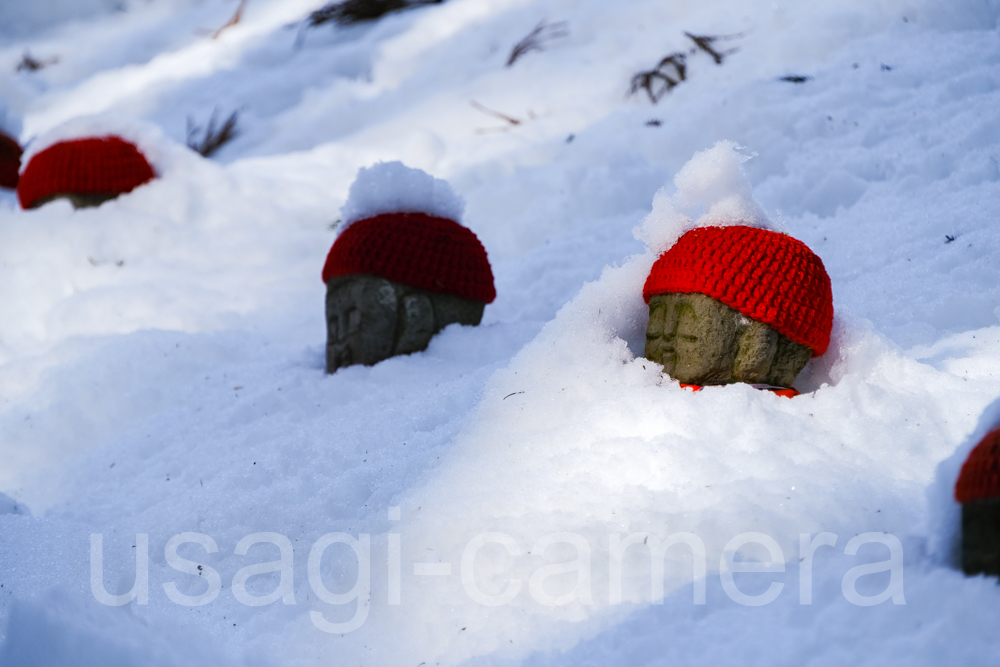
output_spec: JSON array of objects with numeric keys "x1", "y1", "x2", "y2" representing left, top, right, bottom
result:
[
  {"x1": 642, "y1": 225, "x2": 834, "y2": 389},
  {"x1": 645, "y1": 292, "x2": 812, "y2": 386},
  {"x1": 321, "y1": 211, "x2": 495, "y2": 373},
  {"x1": 325, "y1": 273, "x2": 485, "y2": 372}
]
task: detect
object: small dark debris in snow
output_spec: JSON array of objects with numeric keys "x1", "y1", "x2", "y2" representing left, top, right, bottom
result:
[
  {"x1": 778, "y1": 75, "x2": 811, "y2": 83},
  {"x1": 502, "y1": 391, "x2": 525, "y2": 400},
  {"x1": 16, "y1": 51, "x2": 59, "y2": 73},
  {"x1": 566, "y1": 134, "x2": 574, "y2": 143},
  {"x1": 234, "y1": 386, "x2": 243, "y2": 391},
  {"x1": 646, "y1": 119, "x2": 662, "y2": 126},
  {"x1": 881, "y1": 63, "x2": 893, "y2": 71},
  {"x1": 88, "y1": 256, "x2": 125, "y2": 267},
  {"x1": 827, "y1": 115, "x2": 833, "y2": 121},
  {"x1": 110, "y1": 462, "x2": 115, "y2": 468},
  {"x1": 852, "y1": 63, "x2": 859, "y2": 69},
  {"x1": 945, "y1": 235, "x2": 956, "y2": 243},
  {"x1": 308, "y1": 0, "x2": 443, "y2": 27}
]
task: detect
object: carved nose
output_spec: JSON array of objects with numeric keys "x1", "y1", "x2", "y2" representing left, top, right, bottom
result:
[
  {"x1": 333, "y1": 308, "x2": 361, "y2": 341},
  {"x1": 347, "y1": 308, "x2": 361, "y2": 333}
]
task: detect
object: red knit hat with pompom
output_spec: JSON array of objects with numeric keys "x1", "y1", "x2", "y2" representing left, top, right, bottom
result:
[
  {"x1": 322, "y1": 212, "x2": 496, "y2": 303},
  {"x1": 643, "y1": 225, "x2": 834, "y2": 356},
  {"x1": 0, "y1": 130, "x2": 21, "y2": 190},
  {"x1": 955, "y1": 428, "x2": 1000, "y2": 504},
  {"x1": 17, "y1": 136, "x2": 155, "y2": 209}
]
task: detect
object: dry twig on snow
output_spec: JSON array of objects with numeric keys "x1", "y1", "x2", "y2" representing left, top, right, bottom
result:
[
  {"x1": 628, "y1": 30, "x2": 746, "y2": 103},
  {"x1": 187, "y1": 109, "x2": 240, "y2": 157},
  {"x1": 628, "y1": 53, "x2": 687, "y2": 103},
  {"x1": 470, "y1": 100, "x2": 538, "y2": 134},
  {"x1": 211, "y1": 0, "x2": 250, "y2": 39},
  {"x1": 506, "y1": 20, "x2": 569, "y2": 67},
  {"x1": 684, "y1": 31, "x2": 744, "y2": 65}
]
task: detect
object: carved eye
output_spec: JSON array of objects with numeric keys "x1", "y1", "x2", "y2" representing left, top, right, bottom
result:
[{"x1": 680, "y1": 334, "x2": 698, "y2": 342}]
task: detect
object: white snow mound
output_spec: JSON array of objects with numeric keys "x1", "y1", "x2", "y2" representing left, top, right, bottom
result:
[
  {"x1": 339, "y1": 161, "x2": 465, "y2": 229},
  {"x1": 20, "y1": 114, "x2": 188, "y2": 176},
  {"x1": 0, "y1": 98, "x2": 21, "y2": 139},
  {"x1": 296, "y1": 146, "x2": 999, "y2": 667},
  {"x1": 634, "y1": 140, "x2": 777, "y2": 256}
]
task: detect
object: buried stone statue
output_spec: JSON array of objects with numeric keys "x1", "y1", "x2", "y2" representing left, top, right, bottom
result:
[
  {"x1": 321, "y1": 162, "x2": 495, "y2": 373},
  {"x1": 955, "y1": 427, "x2": 1000, "y2": 577},
  {"x1": 17, "y1": 135, "x2": 156, "y2": 209},
  {"x1": 642, "y1": 225, "x2": 834, "y2": 394}
]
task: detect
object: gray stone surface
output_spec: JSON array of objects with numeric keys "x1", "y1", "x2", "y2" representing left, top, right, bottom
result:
[
  {"x1": 326, "y1": 273, "x2": 484, "y2": 373},
  {"x1": 32, "y1": 192, "x2": 119, "y2": 209},
  {"x1": 962, "y1": 498, "x2": 1000, "y2": 577},
  {"x1": 644, "y1": 292, "x2": 812, "y2": 387}
]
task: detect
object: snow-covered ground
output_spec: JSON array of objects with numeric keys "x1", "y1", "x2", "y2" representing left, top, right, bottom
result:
[{"x1": 1, "y1": 0, "x2": 1000, "y2": 665}]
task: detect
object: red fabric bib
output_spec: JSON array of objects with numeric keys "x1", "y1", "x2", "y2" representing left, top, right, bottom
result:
[{"x1": 679, "y1": 383, "x2": 799, "y2": 398}]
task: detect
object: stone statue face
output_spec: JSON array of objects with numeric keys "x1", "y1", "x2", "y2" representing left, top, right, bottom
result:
[
  {"x1": 325, "y1": 273, "x2": 485, "y2": 373},
  {"x1": 644, "y1": 292, "x2": 812, "y2": 387}
]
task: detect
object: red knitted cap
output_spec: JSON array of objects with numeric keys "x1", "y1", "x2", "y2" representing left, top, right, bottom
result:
[
  {"x1": 643, "y1": 225, "x2": 834, "y2": 356},
  {"x1": 322, "y1": 212, "x2": 496, "y2": 303},
  {"x1": 955, "y1": 428, "x2": 1000, "y2": 504},
  {"x1": 0, "y1": 131, "x2": 21, "y2": 190},
  {"x1": 17, "y1": 136, "x2": 155, "y2": 209}
]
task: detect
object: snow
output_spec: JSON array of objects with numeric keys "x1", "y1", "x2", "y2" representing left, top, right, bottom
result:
[
  {"x1": 17, "y1": 114, "x2": 174, "y2": 173},
  {"x1": 0, "y1": 98, "x2": 19, "y2": 138},
  {"x1": 338, "y1": 160, "x2": 466, "y2": 228},
  {"x1": 634, "y1": 141, "x2": 776, "y2": 255},
  {"x1": 1, "y1": 0, "x2": 1000, "y2": 665}
]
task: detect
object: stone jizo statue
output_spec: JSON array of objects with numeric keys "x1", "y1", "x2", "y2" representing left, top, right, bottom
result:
[
  {"x1": 642, "y1": 225, "x2": 834, "y2": 393},
  {"x1": 321, "y1": 210, "x2": 495, "y2": 373},
  {"x1": 955, "y1": 427, "x2": 1000, "y2": 577},
  {"x1": 17, "y1": 136, "x2": 155, "y2": 210}
]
